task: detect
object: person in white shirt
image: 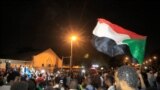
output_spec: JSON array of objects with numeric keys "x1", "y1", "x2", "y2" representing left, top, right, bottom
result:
[
  {"x1": 85, "y1": 76, "x2": 95, "y2": 90},
  {"x1": 147, "y1": 70, "x2": 155, "y2": 87},
  {"x1": 100, "y1": 75, "x2": 104, "y2": 87}
]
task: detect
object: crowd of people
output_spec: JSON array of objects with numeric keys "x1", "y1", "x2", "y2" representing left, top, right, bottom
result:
[{"x1": 0, "y1": 65, "x2": 160, "y2": 90}]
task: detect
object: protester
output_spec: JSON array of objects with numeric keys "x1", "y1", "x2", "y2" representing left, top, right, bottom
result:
[
  {"x1": 27, "y1": 79, "x2": 36, "y2": 90},
  {"x1": 0, "y1": 63, "x2": 159, "y2": 90},
  {"x1": 36, "y1": 74, "x2": 45, "y2": 84},
  {"x1": 114, "y1": 65, "x2": 140, "y2": 90},
  {"x1": 147, "y1": 70, "x2": 155, "y2": 87},
  {"x1": 105, "y1": 75, "x2": 115, "y2": 90},
  {"x1": 156, "y1": 71, "x2": 160, "y2": 90},
  {"x1": 0, "y1": 75, "x2": 10, "y2": 90},
  {"x1": 85, "y1": 76, "x2": 95, "y2": 90},
  {"x1": 10, "y1": 81, "x2": 28, "y2": 90},
  {"x1": 69, "y1": 79, "x2": 78, "y2": 90}
]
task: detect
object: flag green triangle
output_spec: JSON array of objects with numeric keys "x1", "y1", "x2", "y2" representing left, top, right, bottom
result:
[{"x1": 123, "y1": 39, "x2": 146, "y2": 64}]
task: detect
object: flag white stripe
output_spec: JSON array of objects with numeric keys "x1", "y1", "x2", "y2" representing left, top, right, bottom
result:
[{"x1": 93, "y1": 22, "x2": 131, "y2": 45}]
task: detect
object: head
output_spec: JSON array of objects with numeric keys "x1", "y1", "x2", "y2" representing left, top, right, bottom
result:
[
  {"x1": 47, "y1": 80, "x2": 53, "y2": 86},
  {"x1": 29, "y1": 79, "x2": 36, "y2": 87},
  {"x1": 14, "y1": 76, "x2": 21, "y2": 82},
  {"x1": 54, "y1": 77, "x2": 59, "y2": 84},
  {"x1": 27, "y1": 80, "x2": 36, "y2": 90},
  {"x1": 69, "y1": 79, "x2": 78, "y2": 89},
  {"x1": 149, "y1": 70, "x2": 153, "y2": 74},
  {"x1": 38, "y1": 74, "x2": 42, "y2": 77},
  {"x1": 105, "y1": 75, "x2": 115, "y2": 87},
  {"x1": 115, "y1": 66, "x2": 139, "y2": 90},
  {"x1": 85, "y1": 76, "x2": 92, "y2": 85},
  {"x1": 11, "y1": 81, "x2": 28, "y2": 90}
]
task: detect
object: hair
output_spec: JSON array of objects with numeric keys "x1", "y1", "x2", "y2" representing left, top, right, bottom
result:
[
  {"x1": 117, "y1": 65, "x2": 138, "y2": 88},
  {"x1": 39, "y1": 74, "x2": 42, "y2": 77},
  {"x1": 11, "y1": 81, "x2": 28, "y2": 90},
  {"x1": 29, "y1": 79, "x2": 37, "y2": 88},
  {"x1": 27, "y1": 80, "x2": 36, "y2": 90}
]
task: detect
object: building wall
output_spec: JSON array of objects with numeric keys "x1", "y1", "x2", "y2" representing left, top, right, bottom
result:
[{"x1": 0, "y1": 59, "x2": 32, "y2": 69}]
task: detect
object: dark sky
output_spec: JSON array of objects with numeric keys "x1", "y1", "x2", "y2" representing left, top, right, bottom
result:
[{"x1": 0, "y1": 0, "x2": 160, "y2": 60}]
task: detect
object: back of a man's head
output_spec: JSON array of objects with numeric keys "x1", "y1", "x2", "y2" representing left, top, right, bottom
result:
[
  {"x1": 11, "y1": 81, "x2": 28, "y2": 90},
  {"x1": 69, "y1": 79, "x2": 78, "y2": 89},
  {"x1": 28, "y1": 80, "x2": 36, "y2": 90},
  {"x1": 115, "y1": 65, "x2": 138, "y2": 90}
]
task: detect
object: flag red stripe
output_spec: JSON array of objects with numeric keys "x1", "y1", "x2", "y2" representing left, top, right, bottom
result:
[{"x1": 98, "y1": 18, "x2": 146, "y2": 39}]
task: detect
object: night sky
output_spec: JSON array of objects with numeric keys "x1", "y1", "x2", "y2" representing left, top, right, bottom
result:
[{"x1": 1, "y1": 0, "x2": 160, "y2": 62}]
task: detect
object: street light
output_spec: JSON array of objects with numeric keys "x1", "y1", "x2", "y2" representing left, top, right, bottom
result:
[
  {"x1": 70, "y1": 35, "x2": 77, "y2": 72},
  {"x1": 153, "y1": 56, "x2": 157, "y2": 60},
  {"x1": 100, "y1": 67, "x2": 104, "y2": 70},
  {"x1": 125, "y1": 56, "x2": 129, "y2": 60},
  {"x1": 124, "y1": 56, "x2": 129, "y2": 65},
  {"x1": 71, "y1": 36, "x2": 77, "y2": 41}
]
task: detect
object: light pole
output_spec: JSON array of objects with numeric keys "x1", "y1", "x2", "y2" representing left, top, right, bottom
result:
[
  {"x1": 70, "y1": 36, "x2": 77, "y2": 72},
  {"x1": 153, "y1": 56, "x2": 157, "y2": 60}
]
